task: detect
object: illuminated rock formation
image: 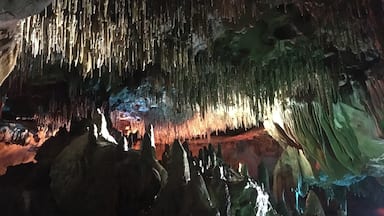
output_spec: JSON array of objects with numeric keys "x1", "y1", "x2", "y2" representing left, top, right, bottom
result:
[
  {"x1": 1, "y1": 0, "x2": 384, "y2": 215},
  {"x1": 0, "y1": 0, "x2": 52, "y2": 85}
]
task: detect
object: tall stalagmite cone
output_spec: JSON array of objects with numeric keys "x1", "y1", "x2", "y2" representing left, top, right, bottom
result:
[
  {"x1": 258, "y1": 162, "x2": 270, "y2": 192},
  {"x1": 182, "y1": 140, "x2": 192, "y2": 158},
  {"x1": 217, "y1": 143, "x2": 223, "y2": 160},
  {"x1": 141, "y1": 132, "x2": 168, "y2": 187},
  {"x1": 170, "y1": 139, "x2": 191, "y2": 184},
  {"x1": 239, "y1": 163, "x2": 249, "y2": 177},
  {"x1": 141, "y1": 133, "x2": 154, "y2": 160},
  {"x1": 303, "y1": 190, "x2": 325, "y2": 216}
]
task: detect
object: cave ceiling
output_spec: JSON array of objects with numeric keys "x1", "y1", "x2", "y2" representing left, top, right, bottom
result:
[{"x1": 0, "y1": 0, "x2": 383, "y2": 135}]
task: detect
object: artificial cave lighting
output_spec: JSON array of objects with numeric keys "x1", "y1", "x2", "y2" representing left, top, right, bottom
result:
[
  {"x1": 111, "y1": 92, "x2": 259, "y2": 144},
  {"x1": 266, "y1": 75, "x2": 384, "y2": 184},
  {"x1": 2, "y1": 0, "x2": 384, "y2": 216},
  {"x1": 14, "y1": 0, "x2": 377, "y2": 116}
]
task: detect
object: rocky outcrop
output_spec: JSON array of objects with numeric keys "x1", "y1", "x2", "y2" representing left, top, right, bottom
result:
[
  {"x1": 0, "y1": 0, "x2": 52, "y2": 85},
  {"x1": 0, "y1": 22, "x2": 19, "y2": 85},
  {"x1": 0, "y1": 0, "x2": 52, "y2": 21},
  {"x1": 49, "y1": 112, "x2": 165, "y2": 216},
  {"x1": 151, "y1": 139, "x2": 276, "y2": 216},
  {"x1": 0, "y1": 112, "x2": 280, "y2": 216}
]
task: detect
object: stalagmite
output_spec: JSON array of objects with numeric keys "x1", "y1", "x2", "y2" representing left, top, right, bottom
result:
[
  {"x1": 303, "y1": 191, "x2": 325, "y2": 216},
  {"x1": 170, "y1": 139, "x2": 191, "y2": 184},
  {"x1": 100, "y1": 111, "x2": 118, "y2": 144}
]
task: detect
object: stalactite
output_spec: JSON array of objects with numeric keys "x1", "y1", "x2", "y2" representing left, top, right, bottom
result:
[
  {"x1": 19, "y1": 0, "x2": 255, "y2": 79},
  {"x1": 11, "y1": 0, "x2": 377, "y2": 129}
]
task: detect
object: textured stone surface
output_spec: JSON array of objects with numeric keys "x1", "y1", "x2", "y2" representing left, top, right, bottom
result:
[
  {"x1": 0, "y1": 0, "x2": 52, "y2": 85},
  {"x1": 0, "y1": 0, "x2": 52, "y2": 21},
  {"x1": 0, "y1": 22, "x2": 19, "y2": 85}
]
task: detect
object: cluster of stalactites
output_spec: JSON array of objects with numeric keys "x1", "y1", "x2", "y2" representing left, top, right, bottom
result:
[
  {"x1": 18, "y1": 0, "x2": 376, "y2": 73},
  {"x1": 18, "y1": 0, "x2": 260, "y2": 76},
  {"x1": 111, "y1": 94, "x2": 259, "y2": 144},
  {"x1": 16, "y1": 0, "x2": 378, "y2": 120},
  {"x1": 35, "y1": 97, "x2": 96, "y2": 133},
  {"x1": 153, "y1": 104, "x2": 258, "y2": 144},
  {"x1": 265, "y1": 75, "x2": 384, "y2": 184}
]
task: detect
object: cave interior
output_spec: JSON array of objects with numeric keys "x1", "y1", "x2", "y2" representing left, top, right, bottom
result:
[{"x1": 1, "y1": 0, "x2": 384, "y2": 216}]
